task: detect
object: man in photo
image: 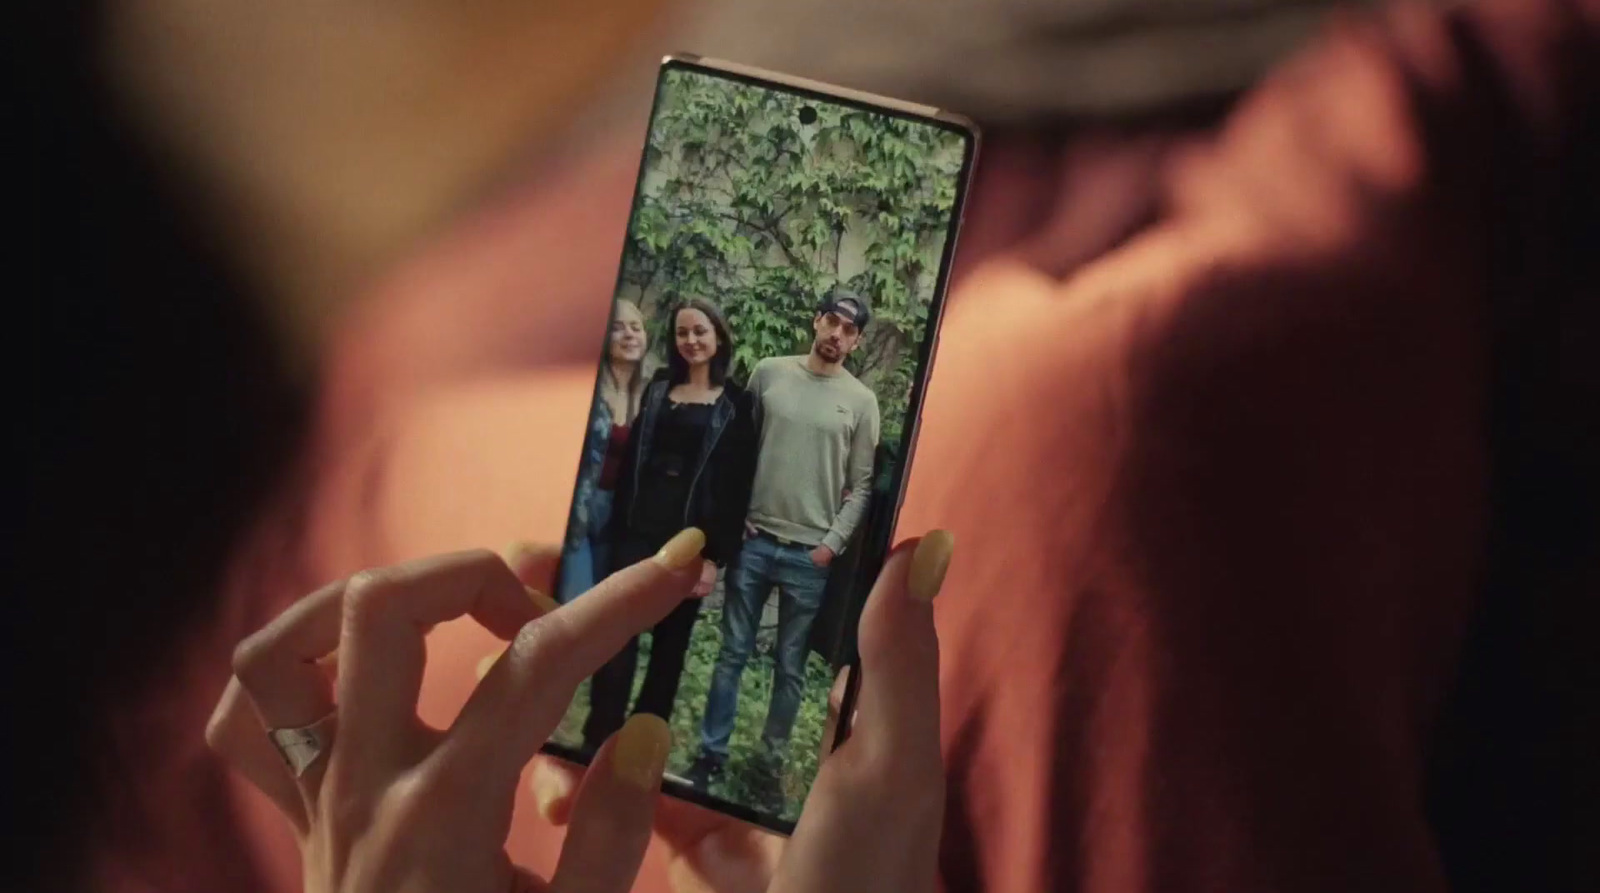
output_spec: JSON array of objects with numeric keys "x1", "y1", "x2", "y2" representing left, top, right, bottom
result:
[{"x1": 686, "y1": 290, "x2": 882, "y2": 808}]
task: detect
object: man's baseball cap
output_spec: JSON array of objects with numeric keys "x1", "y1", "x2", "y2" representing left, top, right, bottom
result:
[{"x1": 818, "y1": 290, "x2": 872, "y2": 330}]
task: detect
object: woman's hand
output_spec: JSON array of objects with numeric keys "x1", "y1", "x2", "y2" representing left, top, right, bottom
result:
[
  {"x1": 206, "y1": 528, "x2": 709, "y2": 893},
  {"x1": 693, "y1": 561, "x2": 719, "y2": 597},
  {"x1": 529, "y1": 531, "x2": 954, "y2": 893}
]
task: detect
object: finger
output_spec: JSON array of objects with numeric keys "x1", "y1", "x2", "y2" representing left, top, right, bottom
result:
[
  {"x1": 230, "y1": 579, "x2": 346, "y2": 795},
  {"x1": 850, "y1": 532, "x2": 948, "y2": 761},
  {"x1": 336, "y1": 549, "x2": 547, "y2": 771},
  {"x1": 378, "y1": 546, "x2": 553, "y2": 686},
  {"x1": 437, "y1": 528, "x2": 704, "y2": 787},
  {"x1": 506, "y1": 541, "x2": 563, "y2": 595},
  {"x1": 247, "y1": 550, "x2": 540, "y2": 720},
  {"x1": 770, "y1": 532, "x2": 951, "y2": 893},
  {"x1": 205, "y1": 677, "x2": 308, "y2": 833},
  {"x1": 549, "y1": 714, "x2": 670, "y2": 893},
  {"x1": 530, "y1": 757, "x2": 726, "y2": 839},
  {"x1": 537, "y1": 756, "x2": 784, "y2": 893}
]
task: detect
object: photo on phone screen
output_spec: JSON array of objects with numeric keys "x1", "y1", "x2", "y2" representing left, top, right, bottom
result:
[{"x1": 543, "y1": 56, "x2": 977, "y2": 833}]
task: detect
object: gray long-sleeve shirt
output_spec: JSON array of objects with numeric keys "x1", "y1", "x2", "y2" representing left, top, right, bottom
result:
[{"x1": 745, "y1": 355, "x2": 880, "y2": 554}]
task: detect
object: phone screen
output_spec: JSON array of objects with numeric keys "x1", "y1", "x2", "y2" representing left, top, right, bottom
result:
[{"x1": 545, "y1": 57, "x2": 976, "y2": 833}]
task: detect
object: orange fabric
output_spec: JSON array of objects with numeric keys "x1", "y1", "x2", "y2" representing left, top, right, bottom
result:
[{"x1": 219, "y1": 0, "x2": 1597, "y2": 890}]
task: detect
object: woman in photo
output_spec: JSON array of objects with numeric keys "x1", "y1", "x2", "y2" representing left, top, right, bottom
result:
[
  {"x1": 582, "y1": 296, "x2": 758, "y2": 751},
  {"x1": 558, "y1": 299, "x2": 651, "y2": 602}
]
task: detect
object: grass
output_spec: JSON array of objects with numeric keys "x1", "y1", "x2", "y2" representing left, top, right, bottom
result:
[{"x1": 551, "y1": 591, "x2": 836, "y2": 822}]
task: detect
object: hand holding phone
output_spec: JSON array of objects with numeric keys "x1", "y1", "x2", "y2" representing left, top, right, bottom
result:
[{"x1": 533, "y1": 535, "x2": 954, "y2": 893}]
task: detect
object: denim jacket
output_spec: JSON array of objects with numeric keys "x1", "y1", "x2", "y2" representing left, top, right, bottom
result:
[
  {"x1": 565, "y1": 397, "x2": 614, "y2": 547},
  {"x1": 611, "y1": 373, "x2": 758, "y2": 565}
]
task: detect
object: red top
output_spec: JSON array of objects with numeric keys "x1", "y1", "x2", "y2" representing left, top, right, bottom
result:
[{"x1": 597, "y1": 422, "x2": 630, "y2": 491}]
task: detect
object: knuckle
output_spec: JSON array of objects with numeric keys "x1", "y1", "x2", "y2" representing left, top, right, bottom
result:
[
  {"x1": 456, "y1": 547, "x2": 514, "y2": 588},
  {"x1": 506, "y1": 611, "x2": 580, "y2": 679},
  {"x1": 230, "y1": 632, "x2": 275, "y2": 687},
  {"x1": 472, "y1": 550, "x2": 527, "y2": 596},
  {"x1": 461, "y1": 547, "x2": 507, "y2": 574},
  {"x1": 341, "y1": 567, "x2": 399, "y2": 629}
]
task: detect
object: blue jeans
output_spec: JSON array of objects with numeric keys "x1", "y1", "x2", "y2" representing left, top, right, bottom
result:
[
  {"x1": 557, "y1": 490, "x2": 613, "y2": 603},
  {"x1": 700, "y1": 534, "x2": 831, "y2": 760}
]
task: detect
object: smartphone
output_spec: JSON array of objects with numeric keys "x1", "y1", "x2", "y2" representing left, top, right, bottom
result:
[{"x1": 544, "y1": 54, "x2": 979, "y2": 835}]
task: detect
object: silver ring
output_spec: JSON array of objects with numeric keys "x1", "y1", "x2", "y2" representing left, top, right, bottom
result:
[{"x1": 268, "y1": 713, "x2": 336, "y2": 778}]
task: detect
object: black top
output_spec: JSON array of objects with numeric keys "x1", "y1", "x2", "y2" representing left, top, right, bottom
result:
[
  {"x1": 610, "y1": 374, "x2": 759, "y2": 567},
  {"x1": 630, "y1": 400, "x2": 713, "y2": 538}
]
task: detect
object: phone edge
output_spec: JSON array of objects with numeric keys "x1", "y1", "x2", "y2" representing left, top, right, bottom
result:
[{"x1": 663, "y1": 52, "x2": 982, "y2": 135}]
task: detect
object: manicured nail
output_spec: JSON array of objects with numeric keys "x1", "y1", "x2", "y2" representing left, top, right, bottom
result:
[
  {"x1": 474, "y1": 649, "x2": 504, "y2": 681},
  {"x1": 531, "y1": 763, "x2": 573, "y2": 821},
  {"x1": 908, "y1": 530, "x2": 954, "y2": 602},
  {"x1": 526, "y1": 587, "x2": 560, "y2": 615},
  {"x1": 654, "y1": 528, "x2": 706, "y2": 571},
  {"x1": 612, "y1": 714, "x2": 671, "y2": 791}
]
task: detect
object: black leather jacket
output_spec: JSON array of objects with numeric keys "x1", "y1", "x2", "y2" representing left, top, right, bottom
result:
[{"x1": 610, "y1": 373, "x2": 758, "y2": 566}]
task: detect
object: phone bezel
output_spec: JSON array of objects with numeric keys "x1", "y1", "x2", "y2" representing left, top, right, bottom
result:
[{"x1": 541, "y1": 53, "x2": 982, "y2": 837}]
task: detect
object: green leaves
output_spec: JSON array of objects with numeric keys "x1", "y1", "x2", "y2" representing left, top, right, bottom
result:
[{"x1": 628, "y1": 70, "x2": 965, "y2": 435}]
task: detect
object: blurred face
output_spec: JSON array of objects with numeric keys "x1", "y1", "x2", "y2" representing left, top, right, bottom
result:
[
  {"x1": 106, "y1": 0, "x2": 669, "y2": 346},
  {"x1": 812, "y1": 310, "x2": 863, "y2": 363},
  {"x1": 675, "y1": 308, "x2": 719, "y2": 369},
  {"x1": 610, "y1": 304, "x2": 647, "y2": 364}
]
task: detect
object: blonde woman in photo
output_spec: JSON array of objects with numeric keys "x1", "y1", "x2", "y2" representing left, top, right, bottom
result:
[{"x1": 559, "y1": 299, "x2": 652, "y2": 602}]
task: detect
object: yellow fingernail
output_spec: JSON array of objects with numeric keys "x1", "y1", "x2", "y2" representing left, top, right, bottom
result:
[
  {"x1": 531, "y1": 765, "x2": 572, "y2": 821},
  {"x1": 612, "y1": 714, "x2": 671, "y2": 791},
  {"x1": 526, "y1": 587, "x2": 560, "y2": 615},
  {"x1": 908, "y1": 530, "x2": 954, "y2": 602},
  {"x1": 475, "y1": 649, "x2": 504, "y2": 681},
  {"x1": 654, "y1": 528, "x2": 706, "y2": 571}
]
